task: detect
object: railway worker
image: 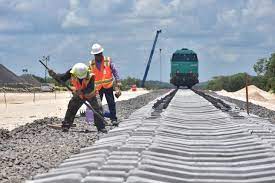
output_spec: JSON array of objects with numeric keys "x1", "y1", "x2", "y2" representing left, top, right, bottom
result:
[
  {"x1": 48, "y1": 63, "x2": 107, "y2": 133},
  {"x1": 89, "y1": 43, "x2": 121, "y2": 126}
]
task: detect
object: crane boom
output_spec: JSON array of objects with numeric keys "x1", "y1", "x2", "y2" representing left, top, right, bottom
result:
[{"x1": 141, "y1": 30, "x2": 161, "y2": 87}]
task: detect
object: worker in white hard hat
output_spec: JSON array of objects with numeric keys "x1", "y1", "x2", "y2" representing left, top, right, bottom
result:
[
  {"x1": 48, "y1": 63, "x2": 107, "y2": 133},
  {"x1": 89, "y1": 43, "x2": 121, "y2": 126}
]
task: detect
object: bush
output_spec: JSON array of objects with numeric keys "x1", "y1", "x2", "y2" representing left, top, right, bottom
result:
[
  {"x1": 206, "y1": 73, "x2": 248, "y2": 92},
  {"x1": 120, "y1": 77, "x2": 140, "y2": 91},
  {"x1": 267, "y1": 77, "x2": 275, "y2": 93},
  {"x1": 251, "y1": 76, "x2": 269, "y2": 91},
  {"x1": 119, "y1": 77, "x2": 173, "y2": 91}
]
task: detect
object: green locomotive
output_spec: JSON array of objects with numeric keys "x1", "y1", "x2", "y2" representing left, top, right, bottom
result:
[{"x1": 170, "y1": 48, "x2": 199, "y2": 88}]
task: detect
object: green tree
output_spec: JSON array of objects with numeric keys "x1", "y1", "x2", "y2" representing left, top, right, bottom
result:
[
  {"x1": 266, "y1": 53, "x2": 275, "y2": 78},
  {"x1": 206, "y1": 73, "x2": 249, "y2": 92},
  {"x1": 253, "y1": 58, "x2": 268, "y2": 76},
  {"x1": 267, "y1": 77, "x2": 275, "y2": 92},
  {"x1": 251, "y1": 75, "x2": 268, "y2": 91}
]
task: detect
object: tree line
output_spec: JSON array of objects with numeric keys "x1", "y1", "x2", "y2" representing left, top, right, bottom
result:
[{"x1": 205, "y1": 52, "x2": 275, "y2": 92}]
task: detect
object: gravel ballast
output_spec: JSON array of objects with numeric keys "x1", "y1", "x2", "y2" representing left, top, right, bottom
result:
[
  {"x1": 208, "y1": 91, "x2": 275, "y2": 122},
  {"x1": 0, "y1": 89, "x2": 168, "y2": 183}
]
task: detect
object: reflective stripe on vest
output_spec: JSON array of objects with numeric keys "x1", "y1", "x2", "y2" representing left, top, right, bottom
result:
[
  {"x1": 70, "y1": 74, "x2": 95, "y2": 99},
  {"x1": 90, "y1": 56, "x2": 113, "y2": 91}
]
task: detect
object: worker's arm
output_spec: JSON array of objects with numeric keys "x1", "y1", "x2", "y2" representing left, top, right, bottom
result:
[
  {"x1": 110, "y1": 62, "x2": 121, "y2": 87},
  {"x1": 49, "y1": 69, "x2": 71, "y2": 83},
  {"x1": 82, "y1": 75, "x2": 96, "y2": 98},
  {"x1": 109, "y1": 61, "x2": 122, "y2": 98}
]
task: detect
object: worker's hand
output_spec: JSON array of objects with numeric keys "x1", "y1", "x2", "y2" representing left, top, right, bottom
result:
[
  {"x1": 84, "y1": 92, "x2": 96, "y2": 99},
  {"x1": 115, "y1": 90, "x2": 121, "y2": 98},
  {"x1": 114, "y1": 86, "x2": 121, "y2": 98},
  {"x1": 48, "y1": 69, "x2": 57, "y2": 78},
  {"x1": 73, "y1": 89, "x2": 83, "y2": 96},
  {"x1": 116, "y1": 81, "x2": 122, "y2": 88}
]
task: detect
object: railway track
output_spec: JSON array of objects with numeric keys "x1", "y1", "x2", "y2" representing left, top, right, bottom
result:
[{"x1": 27, "y1": 89, "x2": 275, "y2": 183}]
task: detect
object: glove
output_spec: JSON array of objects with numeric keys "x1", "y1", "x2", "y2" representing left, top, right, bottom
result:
[
  {"x1": 73, "y1": 89, "x2": 83, "y2": 97},
  {"x1": 48, "y1": 69, "x2": 57, "y2": 78},
  {"x1": 115, "y1": 90, "x2": 121, "y2": 98},
  {"x1": 114, "y1": 87, "x2": 121, "y2": 98},
  {"x1": 116, "y1": 81, "x2": 122, "y2": 88}
]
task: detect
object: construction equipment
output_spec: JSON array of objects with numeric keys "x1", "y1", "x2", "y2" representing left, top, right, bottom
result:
[
  {"x1": 38, "y1": 60, "x2": 107, "y2": 124},
  {"x1": 141, "y1": 29, "x2": 161, "y2": 88}
]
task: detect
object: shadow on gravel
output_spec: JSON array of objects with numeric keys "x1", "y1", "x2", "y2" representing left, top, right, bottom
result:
[{"x1": 0, "y1": 89, "x2": 169, "y2": 183}]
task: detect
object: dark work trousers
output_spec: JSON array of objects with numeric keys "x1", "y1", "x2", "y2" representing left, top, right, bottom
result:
[
  {"x1": 99, "y1": 87, "x2": 117, "y2": 121},
  {"x1": 63, "y1": 95, "x2": 105, "y2": 130}
]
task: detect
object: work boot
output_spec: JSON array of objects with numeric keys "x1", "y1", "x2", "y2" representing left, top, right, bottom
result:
[
  {"x1": 61, "y1": 122, "x2": 70, "y2": 132},
  {"x1": 98, "y1": 128, "x2": 107, "y2": 133},
  {"x1": 61, "y1": 126, "x2": 69, "y2": 132},
  {"x1": 111, "y1": 119, "x2": 120, "y2": 126}
]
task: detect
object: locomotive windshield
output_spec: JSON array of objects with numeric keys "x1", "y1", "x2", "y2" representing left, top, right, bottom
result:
[{"x1": 172, "y1": 54, "x2": 198, "y2": 62}]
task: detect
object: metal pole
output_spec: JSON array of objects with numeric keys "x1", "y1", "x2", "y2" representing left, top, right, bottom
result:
[
  {"x1": 45, "y1": 59, "x2": 48, "y2": 83},
  {"x1": 245, "y1": 73, "x2": 249, "y2": 115},
  {"x1": 159, "y1": 48, "x2": 162, "y2": 82},
  {"x1": 43, "y1": 55, "x2": 50, "y2": 83}
]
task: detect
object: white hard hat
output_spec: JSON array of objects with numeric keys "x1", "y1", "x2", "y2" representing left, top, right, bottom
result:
[
  {"x1": 70, "y1": 63, "x2": 89, "y2": 79},
  {"x1": 90, "y1": 43, "x2": 104, "y2": 55}
]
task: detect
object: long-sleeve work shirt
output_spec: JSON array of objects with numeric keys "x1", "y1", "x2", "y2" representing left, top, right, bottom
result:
[{"x1": 56, "y1": 69, "x2": 95, "y2": 94}]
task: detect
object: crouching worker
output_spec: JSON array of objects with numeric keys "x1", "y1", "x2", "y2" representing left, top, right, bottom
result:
[{"x1": 48, "y1": 63, "x2": 107, "y2": 133}]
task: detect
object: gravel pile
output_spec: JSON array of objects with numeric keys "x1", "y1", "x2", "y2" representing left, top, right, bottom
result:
[
  {"x1": 208, "y1": 91, "x2": 275, "y2": 123},
  {"x1": 0, "y1": 129, "x2": 10, "y2": 141},
  {"x1": 0, "y1": 89, "x2": 168, "y2": 183}
]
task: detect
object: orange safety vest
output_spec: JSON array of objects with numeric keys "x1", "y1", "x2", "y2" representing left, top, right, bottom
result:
[
  {"x1": 89, "y1": 56, "x2": 113, "y2": 91},
  {"x1": 70, "y1": 74, "x2": 95, "y2": 99}
]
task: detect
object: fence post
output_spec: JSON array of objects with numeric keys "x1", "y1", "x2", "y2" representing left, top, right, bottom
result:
[
  {"x1": 245, "y1": 73, "x2": 249, "y2": 115},
  {"x1": 33, "y1": 91, "x2": 36, "y2": 103},
  {"x1": 4, "y1": 85, "x2": 7, "y2": 108}
]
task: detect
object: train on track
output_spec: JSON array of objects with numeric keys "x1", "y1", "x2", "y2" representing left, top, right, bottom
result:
[{"x1": 170, "y1": 48, "x2": 199, "y2": 88}]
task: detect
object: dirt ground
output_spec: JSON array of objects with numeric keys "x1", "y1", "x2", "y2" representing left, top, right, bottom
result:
[{"x1": 0, "y1": 89, "x2": 149, "y2": 130}]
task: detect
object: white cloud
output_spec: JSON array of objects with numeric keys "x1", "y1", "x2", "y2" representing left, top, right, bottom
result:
[
  {"x1": 242, "y1": 0, "x2": 275, "y2": 19},
  {"x1": 49, "y1": 36, "x2": 79, "y2": 55},
  {"x1": 217, "y1": 9, "x2": 239, "y2": 28},
  {"x1": 62, "y1": 0, "x2": 90, "y2": 28},
  {"x1": 170, "y1": 0, "x2": 216, "y2": 14},
  {"x1": 133, "y1": 0, "x2": 171, "y2": 17}
]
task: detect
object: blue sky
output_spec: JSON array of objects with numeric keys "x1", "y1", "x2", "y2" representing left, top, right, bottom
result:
[{"x1": 0, "y1": 0, "x2": 275, "y2": 82}]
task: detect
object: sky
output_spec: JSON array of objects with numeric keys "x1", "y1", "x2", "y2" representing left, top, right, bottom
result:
[{"x1": 0, "y1": 0, "x2": 275, "y2": 82}]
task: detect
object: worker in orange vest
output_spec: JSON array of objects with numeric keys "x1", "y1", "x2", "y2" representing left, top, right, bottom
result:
[
  {"x1": 89, "y1": 43, "x2": 121, "y2": 126},
  {"x1": 48, "y1": 63, "x2": 107, "y2": 133}
]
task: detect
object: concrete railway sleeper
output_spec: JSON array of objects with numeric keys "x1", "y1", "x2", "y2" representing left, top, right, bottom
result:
[{"x1": 27, "y1": 89, "x2": 275, "y2": 183}]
